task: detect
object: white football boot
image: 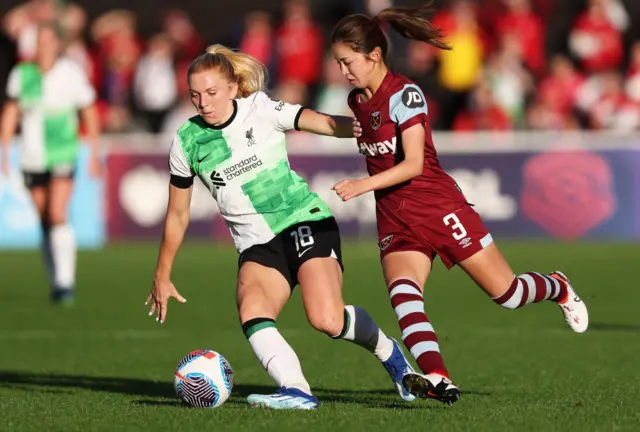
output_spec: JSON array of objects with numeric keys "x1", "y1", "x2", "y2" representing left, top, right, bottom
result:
[
  {"x1": 247, "y1": 387, "x2": 319, "y2": 410},
  {"x1": 550, "y1": 271, "x2": 589, "y2": 333}
]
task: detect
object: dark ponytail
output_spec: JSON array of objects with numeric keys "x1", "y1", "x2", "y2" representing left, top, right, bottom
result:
[
  {"x1": 331, "y1": 0, "x2": 450, "y2": 57},
  {"x1": 377, "y1": 2, "x2": 450, "y2": 51}
]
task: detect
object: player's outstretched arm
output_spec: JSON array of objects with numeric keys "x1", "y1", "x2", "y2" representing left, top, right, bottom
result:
[
  {"x1": 147, "y1": 184, "x2": 191, "y2": 323},
  {"x1": 333, "y1": 123, "x2": 425, "y2": 201},
  {"x1": 296, "y1": 109, "x2": 357, "y2": 138},
  {"x1": 0, "y1": 100, "x2": 19, "y2": 177},
  {"x1": 79, "y1": 105, "x2": 103, "y2": 179}
]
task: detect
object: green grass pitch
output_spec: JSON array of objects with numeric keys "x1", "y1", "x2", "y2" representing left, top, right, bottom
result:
[{"x1": 0, "y1": 241, "x2": 639, "y2": 431}]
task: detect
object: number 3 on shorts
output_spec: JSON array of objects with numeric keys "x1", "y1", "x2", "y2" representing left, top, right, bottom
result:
[
  {"x1": 290, "y1": 225, "x2": 315, "y2": 251},
  {"x1": 443, "y1": 213, "x2": 467, "y2": 240}
]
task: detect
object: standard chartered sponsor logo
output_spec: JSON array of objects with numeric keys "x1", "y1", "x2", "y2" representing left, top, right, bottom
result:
[{"x1": 223, "y1": 155, "x2": 263, "y2": 180}]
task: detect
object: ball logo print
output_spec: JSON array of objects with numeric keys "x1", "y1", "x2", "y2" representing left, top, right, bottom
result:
[
  {"x1": 174, "y1": 350, "x2": 234, "y2": 408},
  {"x1": 402, "y1": 87, "x2": 425, "y2": 108}
]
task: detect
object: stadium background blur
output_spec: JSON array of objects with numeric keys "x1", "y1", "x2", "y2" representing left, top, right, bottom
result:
[
  {"x1": 1, "y1": 1, "x2": 640, "y2": 430},
  {"x1": 1, "y1": 0, "x2": 640, "y2": 132},
  {"x1": 1, "y1": 0, "x2": 639, "y2": 248}
]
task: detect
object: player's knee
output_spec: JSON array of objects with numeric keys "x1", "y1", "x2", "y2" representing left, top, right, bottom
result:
[
  {"x1": 307, "y1": 309, "x2": 344, "y2": 337},
  {"x1": 47, "y1": 195, "x2": 71, "y2": 225},
  {"x1": 35, "y1": 206, "x2": 49, "y2": 221},
  {"x1": 39, "y1": 216, "x2": 51, "y2": 233},
  {"x1": 47, "y1": 209, "x2": 68, "y2": 226}
]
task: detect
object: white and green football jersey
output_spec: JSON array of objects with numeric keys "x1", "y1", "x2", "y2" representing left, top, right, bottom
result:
[
  {"x1": 169, "y1": 91, "x2": 333, "y2": 253},
  {"x1": 6, "y1": 58, "x2": 96, "y2": 172}
]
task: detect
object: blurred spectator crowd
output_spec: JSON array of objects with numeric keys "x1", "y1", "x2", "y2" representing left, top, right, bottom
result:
[{"x1": 1, "y1": 0, "x2": 639, "y2": 134}]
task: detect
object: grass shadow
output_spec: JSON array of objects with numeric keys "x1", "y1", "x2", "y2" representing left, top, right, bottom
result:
[
  {"x1": 0, "y1": 371, "x2": 488, "y2": 409},
  {"x1": 0, "y1": 371, "x2": 175, "y2": 398},
  {"x1": 133, "y1": 399, "x2": 186, "y2": 408},
  {"x1": 589, "y1": 323, "x2": 640, "y2": 333}
]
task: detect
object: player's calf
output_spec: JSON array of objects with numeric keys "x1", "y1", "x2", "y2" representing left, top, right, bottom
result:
[{"x1": 306, "y1": 305, "x2": 345, "y2": 337}]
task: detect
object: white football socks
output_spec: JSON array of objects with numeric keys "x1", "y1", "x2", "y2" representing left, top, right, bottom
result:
[
  {"x1": 246, "y1": 322, "x2": 312, "y2": 395},
  {"x1": 50, "y1": 224, "x2": 76, "y2": 290}
]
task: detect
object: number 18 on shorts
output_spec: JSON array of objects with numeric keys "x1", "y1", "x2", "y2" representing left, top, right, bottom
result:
[{"x1": 239, "y1": 217, "x2": 344, "y2": 288}]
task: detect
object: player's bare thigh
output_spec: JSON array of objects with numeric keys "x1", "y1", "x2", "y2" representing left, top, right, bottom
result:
[
  {"x1": 48, "y1": 177, "x2": 74, "y2": 225},
  {"x1": 382, "y1": 251, "x2": 432, "y2": 292},
  {"x1": 297, "y1": 257, "x2": 345, "y2": 337},
  {"x1": 236, "y1": 262, "x2": 291, "y2": 323},
  {"x1": 28, "y1": 186, "x2": 49, "y2": 219},
  {"x1": 458, "y1": 243, "x2": 516, "y2": 298}
]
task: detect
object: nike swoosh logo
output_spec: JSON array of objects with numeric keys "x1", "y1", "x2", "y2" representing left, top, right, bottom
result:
[
  {"x1": 298, "y1": 247, "x2": 313, "y2": 258},
  {"x1": 265, "y1": 355, "x2": 276, "y2": 371}
]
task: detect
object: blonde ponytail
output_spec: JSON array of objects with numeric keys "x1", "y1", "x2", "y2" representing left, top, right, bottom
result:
[{"x1": 189, "y1": 44, "x2": 266, "y2": 98}]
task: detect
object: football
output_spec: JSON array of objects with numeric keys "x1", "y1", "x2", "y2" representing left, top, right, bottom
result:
[{"x1": 174, "y1": 350, "x2": 234, "y2": 408}]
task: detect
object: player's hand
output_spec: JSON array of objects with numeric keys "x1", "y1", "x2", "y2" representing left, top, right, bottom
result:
[
  {"x1": 352, "y1": 118, "x2": 362, "y2": 138},
  {"x1": 146, "y1": 278, "x2": 187, "y2": 324},
  {"x1": 88, "y1": 154, "x2": 102, "y2": 179},
  {"x1": 332, "y1": 179, "x2": 369, "y2": 201}
]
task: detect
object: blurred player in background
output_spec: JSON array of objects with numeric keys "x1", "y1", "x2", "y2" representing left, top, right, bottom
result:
[
  {"x1": 146, "y1": 45, "x2": 415, "y2": 410},
  {"x1": 330, "y1": 1, "x2": 589, "y2": 405},
  {"x1": 0, "y1": 22, "x2": 101, "y2": 305}
]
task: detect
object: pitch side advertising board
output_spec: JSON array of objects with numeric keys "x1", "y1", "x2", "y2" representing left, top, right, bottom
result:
[
  {"x1": 2, "y1": 132, "x2": 639, "y2": 250},
  {"x1": 0, "y1": 145, "x2": 104, "y2": 249},
  {"x1": 104, "y1": 133, "x2": 640, "y2": 243}
]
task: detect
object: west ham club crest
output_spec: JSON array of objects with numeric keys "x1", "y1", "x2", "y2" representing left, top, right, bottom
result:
[
  {"x1": 379, "y1": 235, "x2": 394, "y2": 250},
  {"x1": 370, "y1": 111, "x2": 381, "y2": 130}
]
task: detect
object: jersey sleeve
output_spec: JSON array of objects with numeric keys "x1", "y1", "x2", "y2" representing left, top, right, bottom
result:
[
  {"x1": 388, "y1": 84, "x2": 428, "y2": 132},
  {"x1": 168, "y1": 134, "x2": 195, "y2": 188},
  {"x1": 253, "y1": 91, "x2": 305, "y2": 132},
  {"x1": 6, "y1": 66, "x2": 20, "y2": 100},
  {"x1": 68, "y1": 62, "x2": 96, "y2": 108}
]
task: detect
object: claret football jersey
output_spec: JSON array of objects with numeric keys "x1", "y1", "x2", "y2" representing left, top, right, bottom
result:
[{"x1": 347, "y1": 71, "x2": 467, "y2": 210}]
